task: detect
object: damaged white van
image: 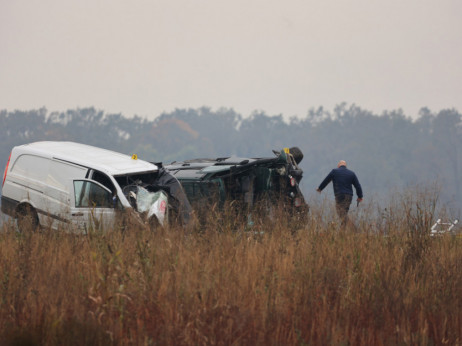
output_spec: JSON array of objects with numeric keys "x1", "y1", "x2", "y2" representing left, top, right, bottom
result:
[{"x1": 1, "y1": 141, "x2": 182, "y2": 232}]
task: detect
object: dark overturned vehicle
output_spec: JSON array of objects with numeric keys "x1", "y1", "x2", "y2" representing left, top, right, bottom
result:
[{"x1": 165, "y1": 147, "x2": 309, "y2": 229}]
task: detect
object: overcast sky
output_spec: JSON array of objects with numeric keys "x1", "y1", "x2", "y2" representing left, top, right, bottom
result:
[{"x1": 1, "y1": 0, "x2": 461, "y2": 120}]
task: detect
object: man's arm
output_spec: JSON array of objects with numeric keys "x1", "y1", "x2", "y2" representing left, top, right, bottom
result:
[
  {"x1": 352, "y1": 174, "x2": 363, "y2": 199},
  {"x1": 317, "y1": 170, "x2": 334, "y2": 192}
]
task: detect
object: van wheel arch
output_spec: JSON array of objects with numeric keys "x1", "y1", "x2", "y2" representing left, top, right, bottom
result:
[{"x1": 16, "y1": 203, "x2": 39, "y2": 232}]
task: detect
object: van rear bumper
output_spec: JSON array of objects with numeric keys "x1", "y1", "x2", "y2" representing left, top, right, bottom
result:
[{"x1": 1, "y1": 196, "x2": 18, "y2": 217}]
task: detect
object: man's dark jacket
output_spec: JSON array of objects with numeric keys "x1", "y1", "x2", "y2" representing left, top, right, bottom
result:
[{"x1": 318, "y1": 166, "x2": 363, "y2": 198}]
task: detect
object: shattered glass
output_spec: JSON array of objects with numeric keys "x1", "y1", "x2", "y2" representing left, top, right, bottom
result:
[{"x1": 136, "y1": 186, "x2": 168, "y2": 225}]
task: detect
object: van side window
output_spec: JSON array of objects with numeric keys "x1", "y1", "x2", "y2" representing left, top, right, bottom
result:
[
  {"x1": 11, "y1": 155, "x2": 50, "y2": 181},
  {"x1": 74, "y1": 180, "x2": 113, "y2": 208}
]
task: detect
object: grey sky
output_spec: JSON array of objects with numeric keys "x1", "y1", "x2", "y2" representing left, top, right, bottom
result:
[{"x1": 1, "y1": 0, "x2": 461, "y2": 120}]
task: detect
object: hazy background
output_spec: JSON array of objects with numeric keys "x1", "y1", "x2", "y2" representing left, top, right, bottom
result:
[{"x1": 1, "y1": 0, "x2": 462, "y2": 120}]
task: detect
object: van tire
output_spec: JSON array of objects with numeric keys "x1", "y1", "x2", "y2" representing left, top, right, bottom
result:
[
  {"x1": 148, "y1": 215, "x2": 161, "y2": 231},
  {"x1": 16, "y1": 204, "x2": 39, "y2": 232}
]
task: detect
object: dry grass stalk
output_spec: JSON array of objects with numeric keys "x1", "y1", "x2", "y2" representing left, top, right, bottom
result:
[{"x1": 0, "y1": 192, "x2": 460, "y2": 345}]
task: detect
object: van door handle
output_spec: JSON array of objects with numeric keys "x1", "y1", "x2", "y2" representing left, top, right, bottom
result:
[{"x1": 72, "y1": 212, "x2": 84, "y2": 216}]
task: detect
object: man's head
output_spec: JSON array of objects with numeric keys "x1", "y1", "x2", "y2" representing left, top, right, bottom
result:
[{"x1": 337, "y1": 160, "x2": 347, "y2": 168}]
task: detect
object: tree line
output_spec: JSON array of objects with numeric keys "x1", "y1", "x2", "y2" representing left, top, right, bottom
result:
[{"x1": 1, "y1": 104, "x2": 461, "y2": 212}]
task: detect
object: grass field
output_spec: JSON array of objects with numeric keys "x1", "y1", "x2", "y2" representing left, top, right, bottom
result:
[{"x1": 0, "y1": 194, "x2": 461, "y2": 345}]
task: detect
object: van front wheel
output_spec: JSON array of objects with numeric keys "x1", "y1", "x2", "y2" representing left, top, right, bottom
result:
[
  {"x1": 16, "y1": 204, "x2": 39, "y2": 232},
  {"x1": 148, "y1": 215, "x2": 161, "y2": 231}
]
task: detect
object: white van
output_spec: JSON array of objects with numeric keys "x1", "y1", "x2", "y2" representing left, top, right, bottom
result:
[{"x1": 1, "y1": 141, "x2": 172, "y2": 232}]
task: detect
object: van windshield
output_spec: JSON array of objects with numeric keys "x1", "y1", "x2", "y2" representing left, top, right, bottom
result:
[
  {"x1": 114, "y1": 171, "x2": 162, "y2": 211},
  {"x1": 114, "y1": 169, "x2": 192, "y2": 226},
  {"x1": 114, "y1": 172, "x2": 160, "y2": 190}
]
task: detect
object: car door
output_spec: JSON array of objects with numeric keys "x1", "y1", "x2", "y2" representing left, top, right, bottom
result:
[{"x1": 70, "y1": 179, "x2": 117, "y2": 233}]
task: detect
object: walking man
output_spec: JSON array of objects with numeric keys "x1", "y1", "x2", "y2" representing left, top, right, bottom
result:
[{"x1": 316, "y1": 160, "x2": 363, "y2": 225}]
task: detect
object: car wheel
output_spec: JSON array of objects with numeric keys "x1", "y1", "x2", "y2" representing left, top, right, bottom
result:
[{"x1": 16, "y1": 204, "x2": 39, "y2": 232}]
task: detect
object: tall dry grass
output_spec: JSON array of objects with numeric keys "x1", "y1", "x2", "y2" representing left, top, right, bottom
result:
[{"x1": 0, "y1": 193, "x2": 461, "y2": 345}]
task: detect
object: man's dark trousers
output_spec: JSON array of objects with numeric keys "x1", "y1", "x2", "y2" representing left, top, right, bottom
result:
[{"x1": 335, "y1": 193, "x2": 353, "y2": 225}]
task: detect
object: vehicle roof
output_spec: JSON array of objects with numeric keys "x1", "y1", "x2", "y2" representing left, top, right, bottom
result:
[
  {"x1": 14, "y1": 141, "x2": 158, "y2": 176},
  {"x1": 166, "y1": 155, "x2": 281, "y2": 180},
  {"x1": 168, "y1": 156, "x2": 269, "y2": 168},
  {"x1": 169, "y1": 165, "x2": 232, "y2": 180}
]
